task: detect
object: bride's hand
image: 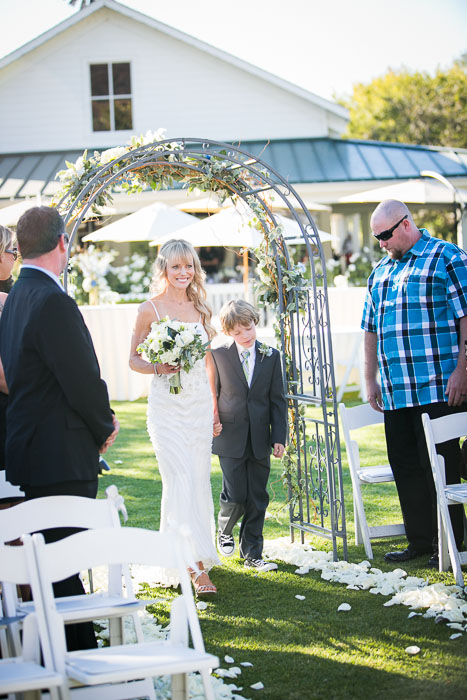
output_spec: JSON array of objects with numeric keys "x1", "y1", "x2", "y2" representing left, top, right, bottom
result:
[{"x1": 155, "y1": 362, "x2": 180, "y2": 375}]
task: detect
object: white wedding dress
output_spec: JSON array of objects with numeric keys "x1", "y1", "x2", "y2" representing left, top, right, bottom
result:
[{"x1": 146, "y1": 308, "x2": 220, "y2": 586}]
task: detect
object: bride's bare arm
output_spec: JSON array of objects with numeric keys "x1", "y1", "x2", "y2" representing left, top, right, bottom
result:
[
  {"x1": 129, "y1": 303, "x2": 156, "y2": 374},
  {"x1": 205, "y1": 350, "x2": 222, "y2": 435}
]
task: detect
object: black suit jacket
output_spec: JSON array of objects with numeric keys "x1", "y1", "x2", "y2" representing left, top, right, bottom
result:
[
  {"x1": 211, "y1": 340, "x2": 287, "y2": 459},
  {"x1": 0, "y1": 268, "x2": 114, "y2": 488}
]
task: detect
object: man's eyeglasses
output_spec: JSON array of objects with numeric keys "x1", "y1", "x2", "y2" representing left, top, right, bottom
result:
[
  {"x1": 57, "y1": 232, "x2": 70, "y2": 245},
  {"x1": 372, "y1": 214, "x2": 408, "y2": 242},
  {"x1": 5, "y1": 248, "x2": 18, "y2": 261}
]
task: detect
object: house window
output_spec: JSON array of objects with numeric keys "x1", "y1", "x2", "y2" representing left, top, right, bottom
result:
[{"x1": 90, "y1": 63, "x2": 133, "y2": 132}]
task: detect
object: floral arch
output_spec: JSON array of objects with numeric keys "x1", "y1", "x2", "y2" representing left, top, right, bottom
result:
[{"x1": 55, "y1": 133, "x2": 348, "y2": 560}]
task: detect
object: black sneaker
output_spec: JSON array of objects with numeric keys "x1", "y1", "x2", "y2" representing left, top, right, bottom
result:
[
  {"x1": 217, "y1": 531, "x2": 235, "y2": 557},
  {"x1": 244, "y1": 558, "x2": 278, "y2": 572}
]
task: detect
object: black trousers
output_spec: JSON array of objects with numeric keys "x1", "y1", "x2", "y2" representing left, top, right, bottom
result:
[
  {"x1": 384, "y1": 403, "x2": 466, "y2": 553},
  {"x1": 23, "y1": 479, "x2": 98, "y2": 651},
  {"x1": 218, "y1": 437, "x2": 270, "y2": 560}
]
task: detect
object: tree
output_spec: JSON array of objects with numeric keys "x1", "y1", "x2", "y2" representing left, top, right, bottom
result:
[{"x1": 339, "y1": 55, "x2": 467, "y2": 148}]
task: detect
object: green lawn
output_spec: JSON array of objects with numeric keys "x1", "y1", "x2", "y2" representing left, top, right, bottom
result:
[{"x1": 99, "y1": 397, "x2": 466, "y2": 700}]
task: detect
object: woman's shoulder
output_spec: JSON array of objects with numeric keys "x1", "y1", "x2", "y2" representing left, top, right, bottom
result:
[{"x1": 138, "y1": 296, "x2": 159, "y2": 312}]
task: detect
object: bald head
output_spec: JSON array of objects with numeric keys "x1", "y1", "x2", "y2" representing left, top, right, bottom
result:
[
  {"x1": 371, "y1": 200, "x2": 411, "y2": 228},
  {"x1": 371, "y1": 200, "x2": 420, "y2": 260}
]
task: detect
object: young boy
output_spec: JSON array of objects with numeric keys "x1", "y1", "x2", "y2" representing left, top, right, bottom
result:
[{"x1": 211, "y1": 300, "x2": 287, "y2": 572}]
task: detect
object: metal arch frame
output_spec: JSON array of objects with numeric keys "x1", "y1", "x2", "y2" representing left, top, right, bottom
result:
[{"x1": 58, "y1": 137, "x2": 347, "y2": 560}]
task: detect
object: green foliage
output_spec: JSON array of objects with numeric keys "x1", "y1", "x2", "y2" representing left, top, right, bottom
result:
[
  {"x1": 413, "y1": 210, "x2": 458, "y2": 244},
  {"x1": 339, "y1": 55, "x2": 467, "y2": 148}
]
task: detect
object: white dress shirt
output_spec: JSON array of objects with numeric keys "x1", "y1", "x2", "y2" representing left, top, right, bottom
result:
[{"x1": 235, "y1": 342, "x2": 256, "y2": 386}]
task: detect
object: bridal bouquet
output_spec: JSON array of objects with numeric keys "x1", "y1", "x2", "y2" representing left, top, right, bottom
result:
[{"x1": 137, "y1": 317, "x2": 209, "y2": 394}]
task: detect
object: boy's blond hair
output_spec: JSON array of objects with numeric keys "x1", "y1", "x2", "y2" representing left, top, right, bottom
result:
[{"x1": 220, "y1": 299, "x2": 260, "y2": 334}]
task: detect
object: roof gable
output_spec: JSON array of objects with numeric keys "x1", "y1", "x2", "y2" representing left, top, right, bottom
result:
[{"x1": 0, "y1": 0, "x2": 348, "y2": 122}]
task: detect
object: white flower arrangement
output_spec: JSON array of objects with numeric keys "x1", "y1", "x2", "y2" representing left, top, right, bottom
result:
[
  {"x1": 137, "y1": 317, "x2": 209, "y2": 394},
  {"x1": 69, "y1": 244, "x2": 119, "y2": 304}
]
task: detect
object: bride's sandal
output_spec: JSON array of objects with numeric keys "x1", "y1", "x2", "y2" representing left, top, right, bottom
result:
[{"x1": 190, "y1": 570, "x2": 217, "y2": 598}]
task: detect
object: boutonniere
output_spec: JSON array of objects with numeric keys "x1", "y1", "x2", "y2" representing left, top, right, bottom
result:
[{"x1": 258, "y1": 343, "x2": 273, "y2": 361}]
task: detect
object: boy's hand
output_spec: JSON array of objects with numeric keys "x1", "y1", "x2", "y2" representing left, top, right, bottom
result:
[
  {"x1": 273, "y1": 443, "x2": 285, "y2": 458},
  {"x1": 213, "y1": 421, "x2": 223, "y2": 437}
]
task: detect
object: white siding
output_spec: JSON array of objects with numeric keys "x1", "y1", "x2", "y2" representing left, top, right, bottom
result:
[{"x1": 0, "y1": 8, "x2": 346, "y2": 153}]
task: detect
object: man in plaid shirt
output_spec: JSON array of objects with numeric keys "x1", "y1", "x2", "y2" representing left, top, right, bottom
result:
[{"x1": 362, "y1": 199, "x2": 467, "y2": 566}]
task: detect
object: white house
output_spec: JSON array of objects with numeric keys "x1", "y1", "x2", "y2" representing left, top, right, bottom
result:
[
  {"x1": 1, "y1": 0, "x2": 466, "y2": 252},
  {"x1": 0, "y1": 0, "x2": 348, "y2": 154}
]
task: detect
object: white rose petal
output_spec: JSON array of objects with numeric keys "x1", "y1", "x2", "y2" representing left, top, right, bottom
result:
[
  {"x1": 405, "y1": 646, "x2": 421, "y2": 655},
  {"x1": 196, "y1": 601, "x2": 208, "y2": 611},
  {"x1": 240, "y1": 662, "x2": 254, "y2": 667},
  {"x1": 250, "y1": 682, "x2": 264, "y2": 690},
  {"x1": 215, "y1": 668, "x2": 233, "y2": 678},
  {"x1": 295, "y1": 595, "x2": 306, "y2": 600},
  {"x1": 229, "y1": 667, "x2": 242, "y2": 676},
  {"x1": 295, "y1": 566, "x2": 310, "y2": 575},
  {"x1": 114, "y1": 460, "x2": 123, "y2": 464},
  {"x1": 447, "y1": 623, "x2": 464, "y2": 630},
  {"x1": 408, "y1": 612, "x2": 422, "y2": 618},
  {"x1": 449, "y1": 633, "x2": 462, "y2": 640},
  {"x1": 224, "y1": 655, "x2": 234, "y2": 664},
  {"x1": 337, "y1": 603, "x2": 351, "y2": 612}
]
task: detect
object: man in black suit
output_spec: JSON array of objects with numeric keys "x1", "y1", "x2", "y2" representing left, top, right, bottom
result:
[
  {"x1": 0, "y1": 206, "x2": 118, "y2": 649},
  {"x1": 211, "y1": 300, "x2": 287, "y2": 572}
]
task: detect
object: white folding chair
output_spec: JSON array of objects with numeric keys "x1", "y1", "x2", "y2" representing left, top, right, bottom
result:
[
  {"x1": 32, "y1": 527, "x2": 218, "y2": 700},
  {"x1": 339, "y1": 402, "x2": 405, "y2": 558},
  {"x1": 0, "y1": 486, "x2": 152, "y2": 671},
  {"x1": 422, "y1": 412, "x2": 467, "y2": 589},
  {"x1": 0, "y1": 537, "x2": 63, "y2": 700}
]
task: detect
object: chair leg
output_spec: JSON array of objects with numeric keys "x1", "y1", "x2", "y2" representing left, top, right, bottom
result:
[
  {"x1": 353, "y1": 483, "x2": 373, "y2": 559},
  {"x1": 200, "y1": 669, "x2": 216, "y2": 700},
  {"x1": 438, "y1": 502, "x2": 450, "y2": 572},
  {"x1": 108, "y1": 616, "x2": 124, "y2": 646},
  {"x1": 171, "y1": 673, "x2": 189, "y2": 700}
]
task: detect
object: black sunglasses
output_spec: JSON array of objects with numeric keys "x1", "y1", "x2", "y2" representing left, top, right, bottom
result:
[
  {"x1": 373, "y1": 214, "x2": 408, "y2": 242},
  {"x1": 5, "y1": 248, "x2": 18, "y2": 261}
]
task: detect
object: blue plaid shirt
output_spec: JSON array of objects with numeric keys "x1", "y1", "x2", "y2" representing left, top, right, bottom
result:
[{"x1": 361, "y1": 230, "x2": 467, "y2": 410}]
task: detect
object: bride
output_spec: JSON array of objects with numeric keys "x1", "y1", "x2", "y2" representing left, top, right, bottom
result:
[{"x1": 129, "y1": 239, "x2": 220, "y2": 595}]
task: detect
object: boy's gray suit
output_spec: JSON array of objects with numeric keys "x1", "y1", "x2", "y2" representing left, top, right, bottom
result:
[{"x1": 212, "y1": 340, "x2": 287, "y2": 559}]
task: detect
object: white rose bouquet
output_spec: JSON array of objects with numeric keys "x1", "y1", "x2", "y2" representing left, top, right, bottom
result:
[{"x1": 137, "y1": 317, "x2": 209, "y2": 394}]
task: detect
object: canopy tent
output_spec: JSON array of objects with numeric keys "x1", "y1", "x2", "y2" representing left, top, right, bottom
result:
[
  {"x1": 339, "y1": 179, "x2": 467, "y2": 205},
  {"x1": 82, "y1": 202, "x2": 197, "y2": 243}
]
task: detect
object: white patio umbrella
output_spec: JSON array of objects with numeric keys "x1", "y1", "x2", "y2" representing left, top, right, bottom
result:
[
  {"x1": 150, "y1": 203, "x2": 333, "y2": 294},
  {"x1": 150, "y1": 206, "x2": 333, "y2": 248},
  {"x1": 0, "y1": 198, "x2": 50, "y2": 227},
  {"x1": 176, "y1": 195, "x2": 331, "y2": 213},
  {"x1": 82, "y1": 202, "x2": 197, "y2": 243}
]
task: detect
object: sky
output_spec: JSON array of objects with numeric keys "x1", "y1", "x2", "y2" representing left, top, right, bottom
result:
[{"x1": 0, "y1": 0, "x2": 466, "y2": 101}]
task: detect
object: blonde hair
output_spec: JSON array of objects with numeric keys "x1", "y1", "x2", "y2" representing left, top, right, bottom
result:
[
  {"x1": 150, "y1": 239, "x2": 216, "y2": 340},
  {"x1": 220, "y1": 299, "x2": 260, "y2": 334},
  {"x1": 0, "y1": 225, "x2": 13, "y2": 257}
]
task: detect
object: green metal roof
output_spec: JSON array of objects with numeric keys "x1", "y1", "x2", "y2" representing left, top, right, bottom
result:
[
  {"x1": 237, "y1": 137, "x2": 467, "y2": 183},
  {"x1": 0, "y1": 137, "x2": 466, "y2": 200}
]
